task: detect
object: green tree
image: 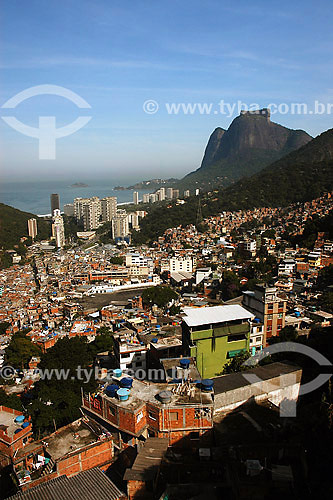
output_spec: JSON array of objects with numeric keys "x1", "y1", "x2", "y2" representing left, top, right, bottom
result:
[
  {"x1": 27, "y1": 337, "x2": 97, "y2": 435},
  {"x1": 89, "y1": 332, "x2": 114, "y2": 357},
  {"x1": 0, "y1": 388, "x2": 23, "y2": 411},
  {"x1": 221, "y1": 271, "x2": 241, "y2": 301},
  {"x1": 277, "y1": 325, "x2": 298, "y2": 342},
  {"x1": 142, "y1": 286, "x2": 178, "y2": 308},
  {"x1": 0, "y1": 322, "x2": 10, "y2": 335},
  {"x1": 5, "y1": 331, "x2": 41, "y2": 368},
  {"x1": 222, "y1": 351, "x2": 251, "y2": 374},
  {"x1": 109, "y1": 256, "x2": 123, "y2": 265}
]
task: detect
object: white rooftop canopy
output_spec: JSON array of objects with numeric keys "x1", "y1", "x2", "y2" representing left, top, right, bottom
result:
[{"x1": 182, "y1": 304, "x2": 254, "y2": 327}]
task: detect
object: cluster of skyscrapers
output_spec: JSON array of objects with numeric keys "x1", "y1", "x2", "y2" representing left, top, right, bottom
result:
[
  {"x1": 63, "y1": 195, "x2": 144, "y2": 242},
  {"x1": 135, "y1": 187, "x2": 197, "y2": 205}
]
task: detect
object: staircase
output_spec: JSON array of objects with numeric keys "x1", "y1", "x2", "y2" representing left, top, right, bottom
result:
[{"x1": 41, "y1": 458, "x2": 55, "y2": 476}]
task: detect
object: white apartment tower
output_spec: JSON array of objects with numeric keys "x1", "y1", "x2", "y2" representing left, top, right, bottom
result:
[
  {"x1": 52, "y1": 209, "x2": 65, "y2": 248},
  {"x1": 101, "y1": 196, "x2": 117, "y2": 222},
  {"x1": 27, "y1": 218, "x2": 38, "y2": 239},
  {"x1": 83, "y1": 198, "x2": 101, "y2": 230},
  {"x1": 112, "y1": 209, "x2": 130, "y2": 240},
  {"x1": 133, "y1": 191, "x2": 139, "y2": 205}
]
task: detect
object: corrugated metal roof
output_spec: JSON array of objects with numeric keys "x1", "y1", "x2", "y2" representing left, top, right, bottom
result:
[
  {"x1": 7, "y1": 468, "x2": 126, "y2": 500},
  {"x1": 123, "y1": 437, "x2": 168, "y2": 481},
  {"x1": 182, "y1": 305, "x2": 254, "y2": 327}
]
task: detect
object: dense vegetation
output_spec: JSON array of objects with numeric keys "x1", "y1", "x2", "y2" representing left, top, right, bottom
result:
[
  {"x1": 0, "y1": 203, "x2": 51, "y2": 268},
  {"x1": 5, "y1": 330, "x2": 41, "y2": 368},
  {"x1": 0, "y1": 203, "x2": 50, "y2": 249},
  {"x1": 1, "y1": 329, "x2": 114, "y2": 435}
]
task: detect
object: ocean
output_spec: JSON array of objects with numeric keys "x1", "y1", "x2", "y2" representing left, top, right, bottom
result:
[{"x1": 0, "y1": 180, "x2": 151, "y2": 215}]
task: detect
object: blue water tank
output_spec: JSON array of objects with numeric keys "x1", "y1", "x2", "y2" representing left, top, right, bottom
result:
[
  {"x1": 22, "y1": 422, "x2": 30, "y2": 429},
  {"x1": 120, "y1": 377, "x2": 133, "y2": 389},
  {"x1": 113, "y1": 369, "x2": 122, "y2": 378},
  {"x1": 14, "y1": 428, "x2": 21, "y2": 434},
  {"x1": 254, "y1": 318, "x2": 261, "y2": 323},
  {"x1": 151, "y1": 337, "x2": 158, "y2": 344},
  {"x1": 15, "y1": 415, "x2": 25, "y2": 423},
  {"x1": 117, "y1": 388, "x2": 130, "y2": 401},
  {"x1": 105, "y1": 384, "x2": 119, "y2": 398},
  {"x1": 294, "y1": 311, "x2": 301, "y2": 317},
  {"x1": 201, "y1": 379, "x2": 214, "y2": 392},
  {"x1": 180, "y1": 359, "x2": 190, "y2": 369}
]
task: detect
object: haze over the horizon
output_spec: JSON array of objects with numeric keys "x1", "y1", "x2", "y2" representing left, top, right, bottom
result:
[{"x1": 1, "y1": 0, "x2": 333, "y2": 182}]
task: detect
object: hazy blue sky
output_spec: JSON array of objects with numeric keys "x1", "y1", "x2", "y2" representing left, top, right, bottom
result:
[{"x1": 1, "y1": 0, "x2": 333, "y2": 182}]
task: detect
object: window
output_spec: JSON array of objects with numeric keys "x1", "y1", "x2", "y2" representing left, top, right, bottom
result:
[
  {"x1": 267, "y1": 314, "x2": 273, "y2": 320},
  {"x1": 121, "y1": 353, "x2": 130, "y2": 359},
  {"x1": 136, "y1": 411, "x2": 144, "y2": 423},
  {"x1": 256, "y1": 336, "x2": 262, "y2": 342},
  {"x1": 278, "y1": 313, "x2": 283, "y2": 318},
  {"x1": 108, "y1": 405, "x2": 116, "y2": 417},
  {"x1": 169, "y1": 411, "x2": 179, "y2": 421},
  {"x1": 189, "y1": 431, "x2": 200, "y2": 440},
  {"x1": 227, "y1": 334, "x2": 246, "y2": 342},
  {"x1": 148, "y1": 411, "x2": 157, "y2": 421}
]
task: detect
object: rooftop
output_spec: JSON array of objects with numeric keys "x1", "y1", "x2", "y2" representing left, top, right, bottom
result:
[
  {"x1": 7, "y1": 468, "x2": 125, "y2": 500},
  {"x1": 101, "y1": 378, "x2": 213, "y2": 412},
  {"x1": 44, "y1": 420, "x2": 99, "y2": 460},
  {"x1": 213, "y1": 362, "x2": 302, "y2": 395},
  {"x1": 161, "y1": 357, "x2": 200, "y2": 381},
  {"x1": 182, "y1": 304, "x2": 254, "y2": 327},
  {"x1": 0, "y1": 406, "x2": 30, "y2": 439},
  {"x1": 123, "y1": 437, "x2": 168, "y2": 481}
]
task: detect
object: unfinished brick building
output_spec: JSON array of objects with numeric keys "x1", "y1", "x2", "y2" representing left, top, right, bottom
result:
[{"x1": 82, "y1": 374, "x2": 214, "y2": 448}]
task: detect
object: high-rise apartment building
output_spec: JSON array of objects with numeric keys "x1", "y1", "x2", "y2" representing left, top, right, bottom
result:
[
  {"x1": 50, "y1": 194, "x2": 60, "y2": 215},
  {"x1": 74, "y1": 197, "x2": 102, "y2": 230},
  {"x1": 166, "y1": 188, "x2": 173, "y2": 199},
  {"x1": 157, "y1": 187, "x2": 165, "y2": 201},
  {"x1": 112, "y1": 209, "x2": 129, "y2": 242},
  {"x1": 128, "y1": 212, "x2": 139, "y2": 229},
  {"x1": 27, "y1": 218, "x2": 38, "y2": 239},
  {"x1": 172, "y1": 189, "x2": 180, "y2": 199},
  {"x1": 63, "y1": 203, "x2": 74, "y2": 216},
  {"x1": 184, "y1": 190, "x2": 190, "y2": 198},
  {"x1": 74, "y1": 198, "x2": 91, "y2": 221},
  {"x1": 52, "y1": 209, "x2": 65, "y2": 248},
  {"x1": 133, "y1": 191, "x2": 139, "y2": 205},
  {"x1": 100, "y1": 197, "x2": 117, "y2": 222},
  {"x1": 83, "y1": 198, "x2": 101, "y2": 230},
  {"x1": 242, "y1": 284, "x2": 286, "y2": 346}
]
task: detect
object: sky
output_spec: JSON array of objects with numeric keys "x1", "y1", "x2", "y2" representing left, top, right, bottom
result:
[{"x1": 1, "y1": 0, "x2": 333, "y2": 183}]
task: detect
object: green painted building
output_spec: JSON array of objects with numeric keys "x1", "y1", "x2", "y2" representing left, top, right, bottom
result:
[{"x1": 182, "y1": 305, "x2": 254, "y2": 378}]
